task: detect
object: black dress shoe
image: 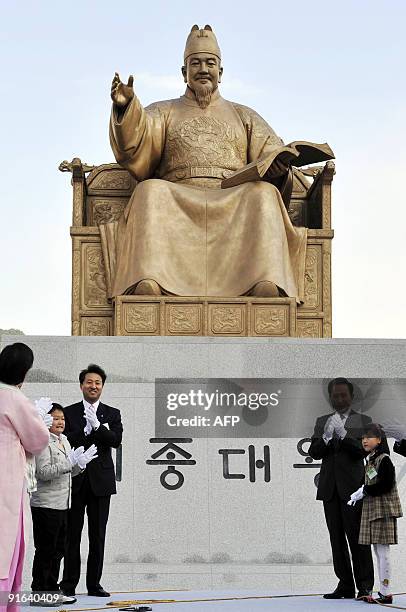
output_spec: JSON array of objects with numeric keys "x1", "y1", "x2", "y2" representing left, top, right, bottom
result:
[
  {"x1": 323, "y1": 589, "x2": 355, "y2": 599},
  {"x1": 87, "y1": 588, "x2": 110, "y2": 597}
]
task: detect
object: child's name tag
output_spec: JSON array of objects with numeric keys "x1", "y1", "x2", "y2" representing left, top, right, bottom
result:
[{"x1": 366, "y1": 465, "x2": 378, "y2": 479}]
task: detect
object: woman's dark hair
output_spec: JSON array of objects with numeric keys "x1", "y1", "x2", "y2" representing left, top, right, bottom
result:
[
  {"x1": 79, "y1": 364, "x2": 107, "y2": 385},
  {"x1": 363, "y1": 422, "x2": 390, "y2": 454},
  {"x1": 49, "y1": 403, "x2": 64, "y2": 415},
  {"x1": 0, "y1": 343, "x2": 34, "y2": 385}
]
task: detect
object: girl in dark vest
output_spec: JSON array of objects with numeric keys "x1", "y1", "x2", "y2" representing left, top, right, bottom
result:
[{"x1": 348, "y1": 423, "x2": 402, "y2": 604}]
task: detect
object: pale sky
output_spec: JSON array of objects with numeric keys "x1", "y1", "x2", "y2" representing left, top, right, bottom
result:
[{"x1": 1, "y1": 0, "x2": 405, "y2": 338}]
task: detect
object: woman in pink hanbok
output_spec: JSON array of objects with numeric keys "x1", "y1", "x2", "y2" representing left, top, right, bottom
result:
[{"x1": 0, "y1": 343, "x2": 49, "y2": 612}]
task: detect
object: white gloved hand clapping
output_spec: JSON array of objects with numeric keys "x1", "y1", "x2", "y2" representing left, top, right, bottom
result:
[
  {"x1": 67, "y1": 446, "x2": 85, "y2": 467},
  {"x1": 83, "y1": 408, "x2": 92, "y2": 435},
  {"x1": 331, "y1": 413, "x2": 347, "y2": 439},
  {"x1": 84, "y1": 406, "x2": 100, "y2": 430},
  {"x1": 76, "y1": 444, "x2": 98, "y2": 469},
  {"x1": 34, "y1": 397, "x2": 53, "y2": 428},
  {"x1": 323, "y1": 416, "x2": 335, "y2": 440},
  {"x1": 35, "y1": 397, "x2": 53, "y2": 417},
  {"x1": 347, "y1": 485, "x2": 365, "y2": 506},
  {"x1": 43, "y1": 413, "x2": 53, "y2": 429}
]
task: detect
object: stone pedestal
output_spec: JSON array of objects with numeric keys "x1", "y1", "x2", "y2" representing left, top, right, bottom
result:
[{"x1": 114, "y1": 296, "x2": 297, "y2": 337}]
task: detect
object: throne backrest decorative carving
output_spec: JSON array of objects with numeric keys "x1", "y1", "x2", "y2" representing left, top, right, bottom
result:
[{"x1": 85, "y1": 164, "x2": 138, "y2": 226}]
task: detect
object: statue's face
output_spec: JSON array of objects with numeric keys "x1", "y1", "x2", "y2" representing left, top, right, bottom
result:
[{"x1": 182, "y1": 53, "x2": 223, "y2": 92}]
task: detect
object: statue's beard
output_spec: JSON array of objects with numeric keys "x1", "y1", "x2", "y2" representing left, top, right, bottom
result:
[{"x1": 193, "y1": 81, "x2": 214, "y2": 109}]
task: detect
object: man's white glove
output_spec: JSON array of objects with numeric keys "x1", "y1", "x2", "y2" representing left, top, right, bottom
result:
[
  {"x1": 331, "y1": 413, "x2": 347, "y2": 439},
  {"x1": 347, "y1": 485, "x2": 365, "y2": 506},
  {"x1": 323, "y1": 416, "x2": 335, "y2": 441},
  {"x1": 84, "y1": 406, "x2": 100, "y2": 431},
  {"x1": 83, "y1": 415, "x2": 92, "y2": 436},
  {"x1": 381, "y1": 418, "x2": 406, "y2": 442},
  {"x1": 34, "y1": 397, "x2": 53, "y2": 428},
  {"x1": 67, "y1": 446, "x2": 85, "y2": 467},
  {"x1": 76, "y1": 444, "x2": 98, "y2": 469}
]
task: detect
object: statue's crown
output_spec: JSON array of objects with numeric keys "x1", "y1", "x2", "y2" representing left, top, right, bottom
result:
[{"x1": 184, "y1": 25, "x2": 221, "y2": 62}]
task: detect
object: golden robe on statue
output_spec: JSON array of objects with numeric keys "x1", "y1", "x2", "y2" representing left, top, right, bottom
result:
[{"x1": 107, "y1": 87, "x2": 307, "y2": 300}]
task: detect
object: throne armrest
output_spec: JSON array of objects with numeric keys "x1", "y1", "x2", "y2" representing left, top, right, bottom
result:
[
  {"x1": 59, "y1": 158, "x2": 95, "y2": 227},
  {"x1": 305, "y1": 161, "x2": 335, "y2": 230}
]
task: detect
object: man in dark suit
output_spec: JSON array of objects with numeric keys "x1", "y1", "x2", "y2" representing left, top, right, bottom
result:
[
  {"x1": 60, "y1": 364, "x2": 123, "y2": 597},
  {"x1": 308, "y1": 377, "x2": 374, "y2": 601}
]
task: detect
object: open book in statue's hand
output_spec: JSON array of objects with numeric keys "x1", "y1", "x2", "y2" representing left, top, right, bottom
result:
[{"x1": 221, "y1": 141, "x2": 334, "y2": 189}]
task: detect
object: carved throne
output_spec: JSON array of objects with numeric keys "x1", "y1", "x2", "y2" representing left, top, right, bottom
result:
[{"x1": 61, "y1": 158, "x2": 334, "y2": 337}]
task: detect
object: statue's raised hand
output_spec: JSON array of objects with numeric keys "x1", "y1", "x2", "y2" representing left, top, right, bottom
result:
[{"x1": 111, "y1": 72, "x2": 134, "y2": 108}]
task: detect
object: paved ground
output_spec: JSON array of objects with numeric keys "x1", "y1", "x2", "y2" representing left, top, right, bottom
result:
[{"x1": 23, "y1": 589, "x2": 406, "y2": 611}]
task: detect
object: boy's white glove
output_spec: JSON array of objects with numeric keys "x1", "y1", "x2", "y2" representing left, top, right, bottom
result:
[
  {"x1": 347, "y1": 485, "x2": 365, "y2": 506},
  {"x1": 34, "y1": 397, "x2": 53, "y2": 416},
  {"x1": 34, "y1": 397, "x2": 53, "y2": 428},
  {"x1": 67, "y1": 446, "x2": 85, "y2": 467},
  {"x1": 76, "y1": 444, "x2": 98, "y2": 469},
  {"x1": 43, "y1": 414, "x2": 53, "y2": 428}
]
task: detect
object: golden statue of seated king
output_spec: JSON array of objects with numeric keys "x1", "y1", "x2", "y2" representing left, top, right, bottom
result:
[
  {"x1": 62, "y1": 24, "x2": 335, "y2": 338},
  {"x1": 107, "y1": 25, "x2": 315, "y2": 301}
]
